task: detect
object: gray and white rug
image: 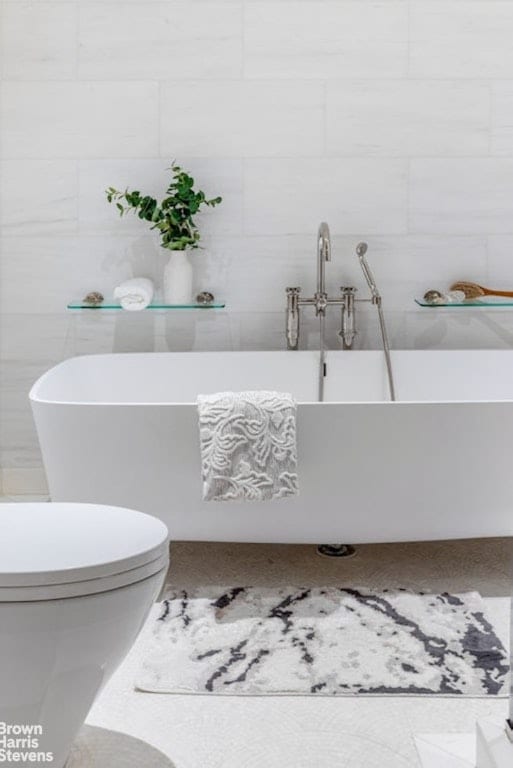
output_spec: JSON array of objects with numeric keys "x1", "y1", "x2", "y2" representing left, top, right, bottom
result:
[{"x1": 136, "y1": 586, "x2": 508, "y2": 696}]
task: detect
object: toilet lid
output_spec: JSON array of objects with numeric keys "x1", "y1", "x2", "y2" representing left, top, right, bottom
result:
[{"x1": 0, "y1": 503, "x2": 169, "y2": 593}]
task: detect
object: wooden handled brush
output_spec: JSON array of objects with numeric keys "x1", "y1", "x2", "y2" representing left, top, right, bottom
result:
[{"x1": 450, "y1": 281, "x2": 513, "y2": 299}]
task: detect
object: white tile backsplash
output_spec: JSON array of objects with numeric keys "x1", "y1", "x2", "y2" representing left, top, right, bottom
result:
[
  {"x1": 244, "y1": 2, "x2": 409, "y2": 79},
  {"x1": 3, "y1": 0, "x2": 513, "y2": 477},
  {"x1": 0, "y1": 159, "x2": 78, "y2": 236},
  {"x1": 78, "y1": 4, "x2": 243, "y2": 80},
  {"x1": 487, "y1": 236, "x2": 513, "y2": 286},
  {"x1": 244, "y1": 159, "x2": 408, "y2": 235},
  {"x1": 1, "y1": 2, "x2": 77, "y2": 80},
  {"x1": 491, "y1": 81, "x2": 513, "y2": 156},
  {"x1": 410, "y1": 1, "x2": 513, "y2": 79},
  {"x1": 409, "y1": 160, "x2": 513, "y2": 235},
  {"x1": 1, "y1": 82, "x2": 159, "y2": 158},
  {"x1": 0, "y1": 236, "x2": 156, "y2": 314},
  {"x1": 327, "y1": 81, "x2": 490, "y2": 157},
  {"x1": 160, "y1": 81, "x2": 324, "y2": 157}
]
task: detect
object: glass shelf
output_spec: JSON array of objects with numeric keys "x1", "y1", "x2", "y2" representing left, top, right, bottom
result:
[
  {"x1": 415, "y1": 296, "x2": 513, "y2": 308},
  {"x1": 67, "y1": 299, "x2": 226, "y2": 310}
]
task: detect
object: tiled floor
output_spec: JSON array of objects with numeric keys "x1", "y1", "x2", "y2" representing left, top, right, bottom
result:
[
  {"x1": 82, "y1": 536, "x2": 512, "y2": 768},
  {"x1": 414, "y1": 733, "x2": 476, "y2": 767},
  {"x1": 2, "y1": 495, "x2": 511, "y2": 765}
]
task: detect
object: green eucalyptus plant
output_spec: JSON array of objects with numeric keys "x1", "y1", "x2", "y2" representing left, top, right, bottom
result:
[{"x1": 105, "y1": 163, "x2": 222, "y2": 251}]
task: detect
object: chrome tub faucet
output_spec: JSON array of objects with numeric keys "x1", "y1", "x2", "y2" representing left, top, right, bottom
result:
[
  {"x1": 285, "y1": 226, "x2": 395, "y2": 401},
  {"x1": 316, "y1": 221, "x2": 331, "y2": 311},
  {"x1": 285, "y1": 222, "x2": 337, "y2": 354}
]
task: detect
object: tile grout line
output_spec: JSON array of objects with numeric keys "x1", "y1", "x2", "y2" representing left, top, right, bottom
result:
[
  {"x1": 74, "y1": 0, "x2": 80, "y2": 81},
  {"x1": 157, "y1": 80, "x2": 162, "y2": 159},
  {"x1": 406, "y1": 0, "x2": 411, "y2": 236},
  {"x1": 5, "y1": 77, "x2": 513, "y2": 84},
  {"x1": 323, "y1": 80, "x2": 328, "y2": 158},
  {"x1": 0, "y1": 1, "x2": 4, "y2": 82},
  {"x1": 241, "y1": 0, "x2": 246, "y2": 80},
  {"x1": 486, "y1": 80, "x2": 493, "y2": 283}
]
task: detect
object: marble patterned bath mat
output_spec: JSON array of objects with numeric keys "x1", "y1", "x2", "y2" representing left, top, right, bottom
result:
[{"x1": 136, "y1": 586, "x2": 508, "y2": 696}]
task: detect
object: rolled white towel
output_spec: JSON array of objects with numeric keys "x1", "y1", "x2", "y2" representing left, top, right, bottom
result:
[{"x1": 114, "y1": 278, "x2": 154, "y2": 311}]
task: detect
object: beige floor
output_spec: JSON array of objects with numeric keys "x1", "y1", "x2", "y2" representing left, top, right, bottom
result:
[{"x1": 82, "y1": 537, "x2": 513, "y2": 768}]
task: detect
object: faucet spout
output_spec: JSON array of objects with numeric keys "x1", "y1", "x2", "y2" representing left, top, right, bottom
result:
[
  {"x1": 317, "y1": 221, "x2": 331, "y2": 297},
  {"x1": 314, "y1": 222, "x2": 332, "y2": 319}
]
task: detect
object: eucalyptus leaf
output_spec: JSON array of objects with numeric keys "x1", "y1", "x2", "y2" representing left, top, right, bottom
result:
[{"x1": 104, "y1": 162, "x2": 221, "y2": 251}]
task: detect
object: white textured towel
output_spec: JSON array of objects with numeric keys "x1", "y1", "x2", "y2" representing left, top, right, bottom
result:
[
  {"x1": 197, "y1": 391, "x2": 299, "y2": 502},
  {"x1": 114, "y1": 277, "x2": 154, "y2": 311}
]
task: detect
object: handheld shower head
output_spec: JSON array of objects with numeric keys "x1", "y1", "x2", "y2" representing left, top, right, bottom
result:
[
  {"x1": 356, "y1": 241, "x2": 379, "y2": 298},
  {"x1": 354, "y1": 241, "x2": 395, "y2": 400}
]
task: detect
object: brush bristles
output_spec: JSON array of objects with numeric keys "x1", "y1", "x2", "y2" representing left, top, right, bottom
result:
[{"x1": 449, "y1": 281, "x2": 485, "y2": 299}]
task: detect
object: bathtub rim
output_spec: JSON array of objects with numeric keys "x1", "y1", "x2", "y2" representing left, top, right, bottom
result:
[{"x1": 29, "y1": 349, "x2": 513, "y2": 408}]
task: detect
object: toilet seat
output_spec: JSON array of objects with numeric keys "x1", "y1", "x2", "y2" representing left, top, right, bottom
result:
[{"x1": 0, "y1": 503, "x2": 169, "y2": 601}]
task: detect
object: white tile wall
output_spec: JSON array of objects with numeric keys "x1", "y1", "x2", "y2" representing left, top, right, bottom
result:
[
  {"x1": 410, "y1": 2, "x2": 513, "y2": 79},
  {"x1": 160, "y1": 81, "x2": 324, "y2": 157},
  {"x1": 0, "y1": 236, "x2": 155, "y2": 314},
  {"x1": 491, "y1": 82, "x2": 513, "y2": 156},
  {"x1": 1, "y1": 2, "x2": 77, "y2": 80},
  {"x1": 487, "y1": 236, "x2": 513, "y2": 285},
  {"x1": 78, "y1": 4, "x2": 243, "y2": 80},
  {"x1": 244, "y1": 159, "x2": 408, "y2": 235},
  {"x1": 0, "y1": 159, "x2": 78, "y2": 235},
  {"x1": 244, "y1": 2, "x2": 409, "y2": 79},
  {"x1": 1, "y1": 82, "x2": 159, "y2": 158},
  {"x1": 409, "y1": 160, "x2": 513, "y2": 235},
  {"x1": 3, "y1": 0, "x2": 513, "y2": 479},
  {"x1": 326, "y1": 81, "x2": 490, "y2": 157}
]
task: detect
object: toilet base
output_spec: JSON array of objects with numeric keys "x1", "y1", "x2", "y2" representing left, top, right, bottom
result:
[{"x1": 1, "y1": 570, "x2": 166, "y2": 768}]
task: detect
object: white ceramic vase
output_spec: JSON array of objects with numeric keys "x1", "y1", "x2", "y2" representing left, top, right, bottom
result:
[{"x1": 163, "y1": 249, "x2": 193, "y2": 304}]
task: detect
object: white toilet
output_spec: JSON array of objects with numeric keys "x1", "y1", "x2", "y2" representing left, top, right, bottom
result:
[{"x1": 0, "y1": 503, "x2": 169, "y2": 768}]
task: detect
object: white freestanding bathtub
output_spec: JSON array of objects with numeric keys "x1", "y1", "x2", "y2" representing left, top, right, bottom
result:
[{"x1": 30, "y1": 350, "x2": 513, "y2": 544}]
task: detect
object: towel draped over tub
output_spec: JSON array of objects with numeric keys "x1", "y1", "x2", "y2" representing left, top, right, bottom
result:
[{"x1": 197, "y1": 391, "x2": 299, "y2": 502}]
